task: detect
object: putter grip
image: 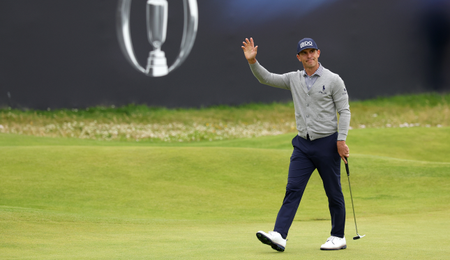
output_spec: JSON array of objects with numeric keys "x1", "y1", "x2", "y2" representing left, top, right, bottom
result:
[{"x1": 345, "y1": 158, "x2": 350, "y2": 176}]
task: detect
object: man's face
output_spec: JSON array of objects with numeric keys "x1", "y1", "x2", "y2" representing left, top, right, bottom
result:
[{"x1": 296, "y1": 48, "x2": 321, "y2": 69}]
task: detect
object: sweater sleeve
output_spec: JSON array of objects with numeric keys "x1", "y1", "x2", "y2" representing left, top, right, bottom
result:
[
  {"x1": 332, "y1": 76, "x2": 351, "y2": 141},
  {"x1": 249, "y1": 61, "x2": 291, "y2": 90}
]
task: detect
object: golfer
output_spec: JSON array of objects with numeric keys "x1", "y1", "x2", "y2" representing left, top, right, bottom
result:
[{"x1": 241, "y1": 37, "x2": 351, "y2": 251}]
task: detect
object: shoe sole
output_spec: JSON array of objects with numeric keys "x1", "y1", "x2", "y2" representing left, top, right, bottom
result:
[
  {"x1": 320, "y1": 245, "x2": 347, "y2": 250},
  {"x1": 256, "y1": 232, "x2": 285, "y2": 252}
]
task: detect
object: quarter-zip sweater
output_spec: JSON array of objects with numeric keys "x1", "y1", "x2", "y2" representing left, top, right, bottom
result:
[{"x1": 249, "y1": 61, "x2": 351, "y2": 141}]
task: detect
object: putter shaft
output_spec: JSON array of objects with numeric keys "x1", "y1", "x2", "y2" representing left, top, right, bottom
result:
[{"x1": 345, "y1": 158, "x2": 365, "y2": 240}]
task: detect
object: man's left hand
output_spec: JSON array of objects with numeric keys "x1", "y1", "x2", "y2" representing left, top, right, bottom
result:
[{"x1": 337, "y1": 140, "x2": 349, "y2": 164}]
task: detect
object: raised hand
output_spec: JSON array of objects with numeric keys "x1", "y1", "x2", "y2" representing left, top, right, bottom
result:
[{"x1": 241, "y1": 37, "x2": 258, "y2": 64}]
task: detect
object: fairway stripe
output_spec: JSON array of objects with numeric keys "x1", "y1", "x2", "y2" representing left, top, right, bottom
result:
[{"x1": 352, "y1": 154, "x2": 450, "y2": 165}]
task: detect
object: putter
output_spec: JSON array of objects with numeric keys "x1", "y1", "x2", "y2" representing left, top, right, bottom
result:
[{"x1": 345, "y1": 158, "x2": 365, "y2": 240}]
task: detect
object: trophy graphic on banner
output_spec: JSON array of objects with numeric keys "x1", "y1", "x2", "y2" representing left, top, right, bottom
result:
[
  {"x1": 117, "y1": 0, "x2": 198, "y2": 77},
  {"x1": 146, "y1": 0, "x2": 168, "y2": 76}
]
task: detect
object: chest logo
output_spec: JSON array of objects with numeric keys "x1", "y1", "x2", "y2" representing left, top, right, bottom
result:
[{"x1": 319, "y1": 85, "x2": 327, "y2": 94}]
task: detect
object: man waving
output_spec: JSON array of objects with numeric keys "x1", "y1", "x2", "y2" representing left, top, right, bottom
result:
[{"x1": 242, "y1": 37, "x2": 351, "y2": 251}]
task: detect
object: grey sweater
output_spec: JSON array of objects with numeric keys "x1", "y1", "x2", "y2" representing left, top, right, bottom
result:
[{"x1": 249, "y1": 61, "x2": 351, "y2": 141}]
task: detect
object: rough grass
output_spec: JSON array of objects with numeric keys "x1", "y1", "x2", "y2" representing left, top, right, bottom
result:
[
  {"x1": 0, "y1": 93, "x2": 449, "y2": 142},
  {"x1": 350, "y1": 93, "x2": 450, "y2": 129}
]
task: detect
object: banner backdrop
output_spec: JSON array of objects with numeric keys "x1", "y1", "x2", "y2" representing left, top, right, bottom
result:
[{"x1": 0, "y1": 0, "x2": 449, "y2": 109}]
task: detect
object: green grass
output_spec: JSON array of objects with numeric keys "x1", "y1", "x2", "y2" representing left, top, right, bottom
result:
[
  {"x1": 1, "y1": 126, "x2": 450, "y2": 259},
  {"x1": 1, "y1": 93, "x2": 449, "y2": 142},
  {"x1": 1, "y1": 93, "x2": 449, "y2": 259}
]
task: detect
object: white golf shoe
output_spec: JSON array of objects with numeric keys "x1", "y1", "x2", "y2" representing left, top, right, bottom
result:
[
  {"x1": 256, "y1": 231, "x2": 286, "y2": 252},
  {"x1": 320, "y1": 236, "x2": 347, "y2": 250}
]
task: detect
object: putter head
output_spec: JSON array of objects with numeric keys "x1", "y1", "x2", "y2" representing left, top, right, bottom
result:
[{"x1": 353, "y1": 234, "x2": 365, "y2": 240}]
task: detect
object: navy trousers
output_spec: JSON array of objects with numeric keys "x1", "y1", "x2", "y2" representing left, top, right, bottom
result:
[{"x1": 273, "y1": 132, "x2": 345, "y2": 239}]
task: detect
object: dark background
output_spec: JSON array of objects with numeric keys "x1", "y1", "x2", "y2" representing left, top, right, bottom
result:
[{"x1": 1, "y1": 0, "x2": 449, "y2": 109}]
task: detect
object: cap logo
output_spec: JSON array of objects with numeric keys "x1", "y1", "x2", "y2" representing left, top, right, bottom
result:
[{"x1": 300, "y1": 41, "x2": 313, "y2": 49}]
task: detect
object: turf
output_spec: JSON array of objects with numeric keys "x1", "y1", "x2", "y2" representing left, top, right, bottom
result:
[
  {"x1": 2, "y1": 92, "x2": 449, "y2": 142},
  {"x1": 1, "y1": 127, "x2": 450, "y2": 259}
]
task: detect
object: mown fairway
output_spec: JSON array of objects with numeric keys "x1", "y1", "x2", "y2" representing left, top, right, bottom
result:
[{"x1": 1, "y1": 126, "x2": 449, "y2": 259}]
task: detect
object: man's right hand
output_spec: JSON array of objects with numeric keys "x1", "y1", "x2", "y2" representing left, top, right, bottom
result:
[{"x1": 241, "y1": 37, "x2": 258, "y2": 64}]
